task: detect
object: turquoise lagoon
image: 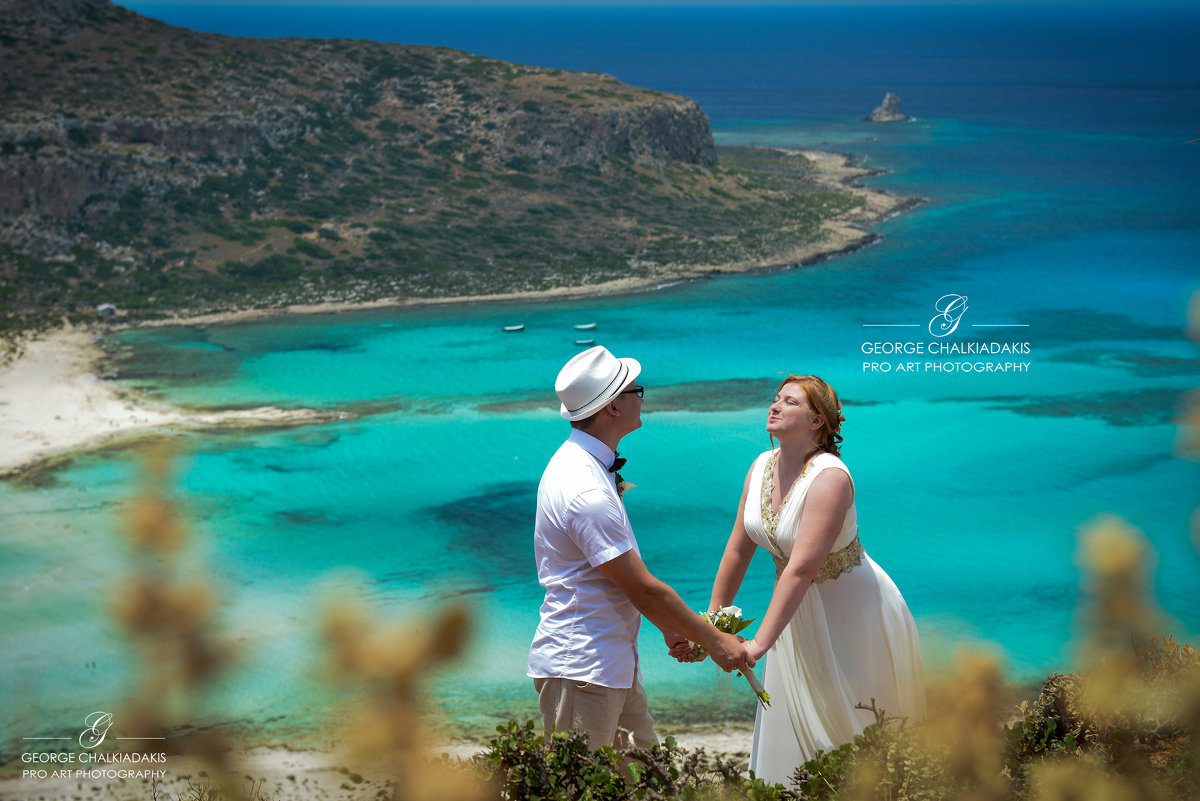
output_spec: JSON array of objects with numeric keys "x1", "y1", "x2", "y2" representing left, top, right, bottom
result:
[{"x1": 3, "y1": 3, "x2": 1199, "y2": 751}]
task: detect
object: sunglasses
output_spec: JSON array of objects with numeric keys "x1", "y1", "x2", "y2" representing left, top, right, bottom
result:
[{"x1": 620, "y1": 385, "x2": 645, "y2": 398}]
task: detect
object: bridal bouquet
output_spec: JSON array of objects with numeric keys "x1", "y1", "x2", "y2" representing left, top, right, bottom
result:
[{"x1": 691, "y1": 606, "x2": 771, "y2": 708}]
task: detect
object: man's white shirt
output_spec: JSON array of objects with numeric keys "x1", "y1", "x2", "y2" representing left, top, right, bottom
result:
[{"x1": 527, "y1": 429, "x2": 642, "y2": 689}]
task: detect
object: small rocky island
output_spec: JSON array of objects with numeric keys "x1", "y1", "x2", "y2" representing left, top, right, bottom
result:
[{"x1": 865, "y1": 92, "x2": 910, "y2": 123}]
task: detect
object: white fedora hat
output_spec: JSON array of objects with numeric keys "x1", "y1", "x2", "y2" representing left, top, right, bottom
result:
[{"x1": 556, "y1": 345, "x2": 642, "y2": 421}]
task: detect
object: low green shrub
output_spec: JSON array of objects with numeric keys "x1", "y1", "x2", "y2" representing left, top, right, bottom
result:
[
  {"x1": 292, "y1": 237, "x2": 334, "y2": 259},
  {"x1": 476, "y1": 720, "x2": 796, "y2": 800}
]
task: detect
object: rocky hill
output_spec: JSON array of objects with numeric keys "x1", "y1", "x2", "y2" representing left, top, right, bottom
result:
[{"x1": 0, "y1": 0, "x2": 865, "y2": 330}]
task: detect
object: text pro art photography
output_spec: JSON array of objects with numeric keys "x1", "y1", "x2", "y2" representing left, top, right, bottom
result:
[{"x1": 1, "y1": 1, "x2": 1198, "y2": 800}]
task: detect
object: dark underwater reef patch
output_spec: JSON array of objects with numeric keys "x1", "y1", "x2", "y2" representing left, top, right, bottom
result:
[
  {"x1": 1045, "y1": 348, "x2": 1200, "y2": 378},
  {"x1": 637, "y1": 378, "x2": 781, "y2": 412},
  {"x1": 472, "y1": 378, "x2": 879, "y2": 416},
  {"x1": 467, "y1": 378, "x2": 781, "y2": 415},
  {"x1": 938, "y1": 387, "x2": 1187, "y2": 427},
  {"x1": 1019, "y1": 308, "x2": 1184, "y2": 345},
  {"x1": 473, "y1": 393, "x2": 552, "y2": 414},
  {"x1": 425, "y1": 480, "x2": 538, "y2": 580},
  {"x1": 274, "y1": 508, "x2": 338, "y2": 527}
]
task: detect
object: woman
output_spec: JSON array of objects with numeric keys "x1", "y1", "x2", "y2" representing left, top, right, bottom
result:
[{"x1": 706, "y1": 374, "x2": 925, "y2": 783}]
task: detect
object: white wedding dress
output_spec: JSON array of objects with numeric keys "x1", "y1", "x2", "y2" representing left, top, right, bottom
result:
[{"x1": 745, "y1": 450, "x2": 926, "y2": 784}]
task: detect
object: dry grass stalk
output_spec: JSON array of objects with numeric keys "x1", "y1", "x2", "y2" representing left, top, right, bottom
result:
[
  {"x1": 920, "y1": 650, "x2": 1010, "y2": 801},
  {"x1": 319, "y1": 596, "x2": 484, "y2": 801},
  {"x1": 111, "y1": 443, "x2": 243, "y2": 799}
]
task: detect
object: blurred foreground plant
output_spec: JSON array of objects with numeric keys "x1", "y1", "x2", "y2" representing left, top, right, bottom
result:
[
  {"x1": 790, "y1": 658, "x2": 1003, "y2": 801},
  {"x1": 319, "y1": 594, "x2": 485, "y2": 801},
  {"x1": 112, "y1": 444, "x2": 244, "y2": 797},
  {"x1": 115, "y1": 445, "x2": 492, "y2": 801}
]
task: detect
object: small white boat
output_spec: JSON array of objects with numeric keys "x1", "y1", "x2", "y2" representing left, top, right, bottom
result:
[
  {"x1": 573, "y1": 322, "x2": 597, "y2": 330},
  {"x1": 574, "y1": 338, "x2": 595, "y2": 346},
  {"x1": 502, "y1": 324, "x2": 525, "y2": 332}
]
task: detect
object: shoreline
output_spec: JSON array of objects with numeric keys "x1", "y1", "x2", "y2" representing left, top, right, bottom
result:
[
  {"x1": 0, "y1": 150, "x2": 916, "y2": 479},
  {"x1": 0, "y1": 323, "x2": 349, "y2": 479}
]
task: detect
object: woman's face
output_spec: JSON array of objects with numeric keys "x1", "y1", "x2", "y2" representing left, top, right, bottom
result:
[{"x1": 767, "y1": 382, "x2": 817, "y2": 437}]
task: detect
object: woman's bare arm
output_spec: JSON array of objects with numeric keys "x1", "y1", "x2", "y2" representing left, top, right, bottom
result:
[{"x1": 746, "y1": 468, "x2": 853, "y2": 659}]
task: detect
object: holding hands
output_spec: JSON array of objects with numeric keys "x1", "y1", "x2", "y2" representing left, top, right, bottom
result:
[
  {"x1": 663, "y1": 629, "x2": 752, "y2": 670},
  {"x1": 744, "y1": 637, "x2": 769, "y2": 662},
  {"x1": 664, "y1": 630, "x2": 698, "y2": 663},
  {"x1": 663, "y1": 610, "x2": 771, "y2": 707},
  {"x1": 666, "y1": 633, "x2": 767, "y2": 664},
  {"x1": 708, "y1": 630, "x2": 756, "y2": 673}
]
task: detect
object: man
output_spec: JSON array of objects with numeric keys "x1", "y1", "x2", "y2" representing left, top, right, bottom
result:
[{"x1": 527, "y1": 345, "x2": 755, "y2": 751}]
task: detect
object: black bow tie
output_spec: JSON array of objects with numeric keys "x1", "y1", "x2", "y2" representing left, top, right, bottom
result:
[{"x1": 609, "y1": 454, "x2": 626, "y2": 473}]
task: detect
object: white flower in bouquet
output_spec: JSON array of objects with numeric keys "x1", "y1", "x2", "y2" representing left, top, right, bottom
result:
[{"x1": 689, "y1": 607, "x2": 771, "y2": 708}]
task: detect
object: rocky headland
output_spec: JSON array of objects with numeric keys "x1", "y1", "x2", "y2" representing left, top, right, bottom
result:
[{"x1": 0, "y1": 0, "x2": 915, "y2": 335}]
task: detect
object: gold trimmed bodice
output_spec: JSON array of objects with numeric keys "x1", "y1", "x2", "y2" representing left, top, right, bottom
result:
[{"x1": 759, "y1": 450, "x2": 864, "y2": 583}]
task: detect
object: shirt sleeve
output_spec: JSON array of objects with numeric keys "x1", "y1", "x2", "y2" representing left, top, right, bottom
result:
[{"x1": 566, "y1": 487, "x2": 635, "y2": 567}]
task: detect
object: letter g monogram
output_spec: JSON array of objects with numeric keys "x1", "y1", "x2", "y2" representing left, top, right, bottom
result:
[
  {"x1": 929, "y1": 294, "x2": 968, "y2": 337},
  {"x1": 80, "y1": 711, "x2": 113, "y2": 749}
]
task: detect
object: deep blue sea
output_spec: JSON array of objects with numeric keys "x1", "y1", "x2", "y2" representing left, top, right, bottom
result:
[{"x1": 3, "y1": 4, "x2": 1199, "y2": 749}]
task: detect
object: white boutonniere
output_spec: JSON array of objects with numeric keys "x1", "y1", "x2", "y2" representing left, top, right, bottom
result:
[{"x1": 615, "y1": 471, "x2": 635, "y2": 500}]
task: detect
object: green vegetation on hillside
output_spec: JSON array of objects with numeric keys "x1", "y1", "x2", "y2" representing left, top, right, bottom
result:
[{"x1": 0, "y1": 1, "x2": 865, "y2": 334}]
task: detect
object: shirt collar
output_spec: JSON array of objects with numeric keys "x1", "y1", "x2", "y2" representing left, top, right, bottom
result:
[{"x1": 568, "y1": 428, "x2": 617, "y2": 471}]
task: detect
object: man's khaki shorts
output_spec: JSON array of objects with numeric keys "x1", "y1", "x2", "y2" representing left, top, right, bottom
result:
[{"x1": 534, "y1": 677, "x2": 657, "y2": 751}]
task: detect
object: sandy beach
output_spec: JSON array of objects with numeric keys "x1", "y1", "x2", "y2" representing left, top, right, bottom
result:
[{"x1": 0, "y1": 323, "x2": 346, "y2": 479}]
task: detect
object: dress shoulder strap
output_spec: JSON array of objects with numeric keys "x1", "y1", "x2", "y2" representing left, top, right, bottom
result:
[
  {"x1": 749, "y1": 449, "x2": 776, "y2": 495},
  {"x1": 804, "y1": 452, "x2": 854, "y2": 495}
]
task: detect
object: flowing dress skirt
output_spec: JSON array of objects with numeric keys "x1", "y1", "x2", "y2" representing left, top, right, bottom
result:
[{"x1": 749, "y1": 555, "x2": 925, "y2": 783}]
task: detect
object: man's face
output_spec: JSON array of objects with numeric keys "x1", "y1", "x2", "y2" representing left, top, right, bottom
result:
[{"x1": 614, "y1": 379, "x2": 644, "y2": 433}]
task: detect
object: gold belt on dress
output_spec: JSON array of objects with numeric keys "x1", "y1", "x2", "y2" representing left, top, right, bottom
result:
[{"x1": 773, "y1": 535, "x2": 865, "y2": 583}]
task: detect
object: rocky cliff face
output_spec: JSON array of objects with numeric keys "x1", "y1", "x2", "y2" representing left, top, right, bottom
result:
[
  {"x1": 0, "y1": 111, "x2": 311, "y2": 252},
  {"x1": 513, "y1": 101, "x2": 716, "y2": 167}
]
